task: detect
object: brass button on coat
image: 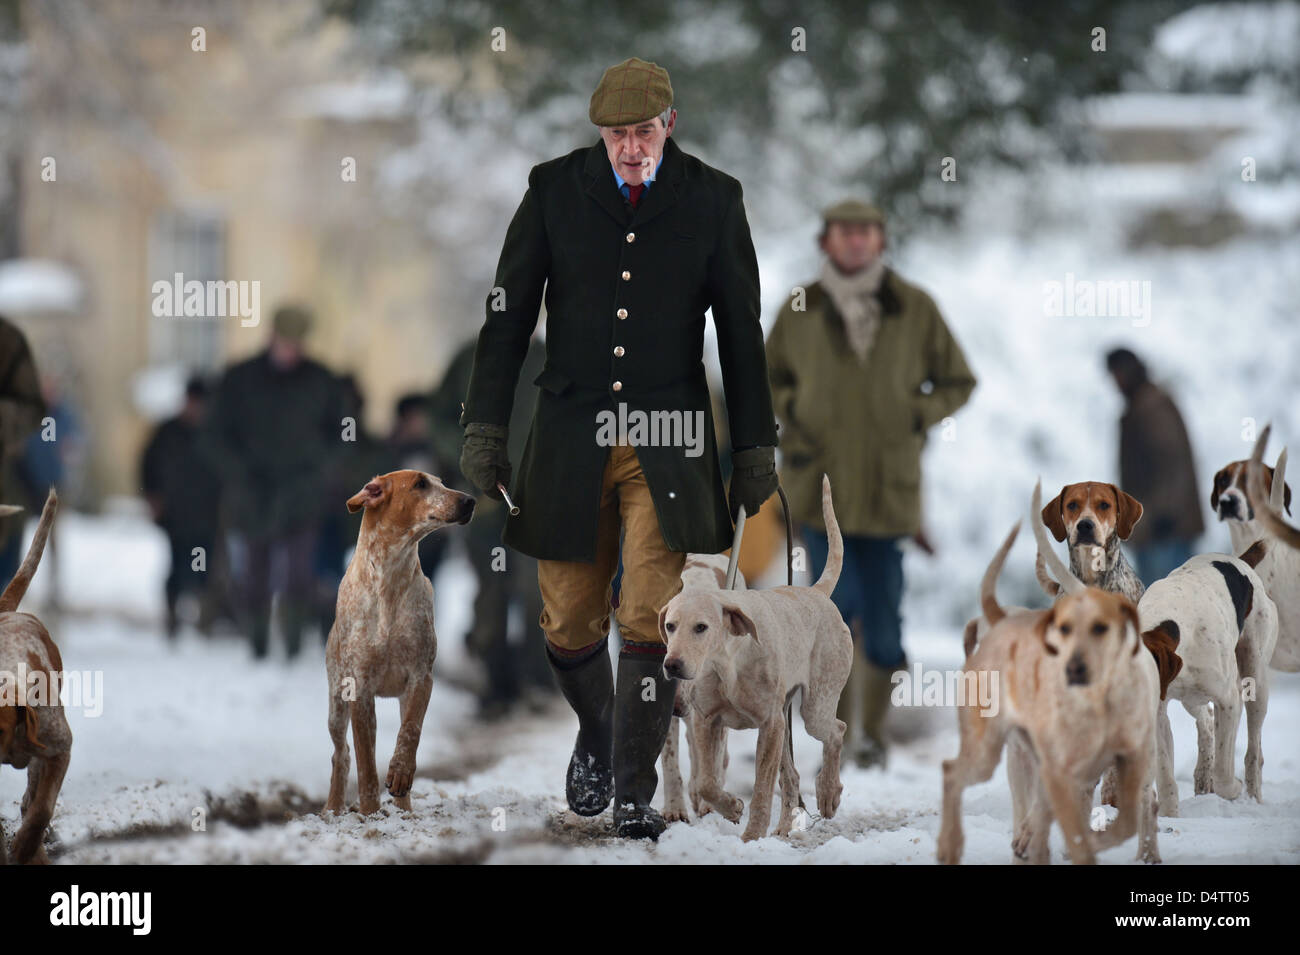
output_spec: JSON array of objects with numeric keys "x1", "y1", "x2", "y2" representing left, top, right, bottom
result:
[
  {"x1": 622, "y1": 270, "x2": 631, "y2": 281},
  {"x1": 612, "y1": 380, "x2": 623, "y2": 392},
  {"x1": 617, "y1": 308, "x2": 628, "y2": 319},
  {"x1": 614, "y1": 346, "x2": 625, "y2": 357},
  {"x1": 626, "y1": 232, "x2": 635, "y2": 243}
]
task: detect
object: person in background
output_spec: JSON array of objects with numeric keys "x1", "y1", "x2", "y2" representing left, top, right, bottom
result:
[
  {"x1": 433, "y1": 333, "x2": 553, "y2": 718},
  {"x1": 202, "y1": 305, "x2": 346, "y2": 660},
  {"x1": 141, "y1": 376, "x2": 223, "y2": 637},
  {"x1": 0, "y1": 314, "x2": 46, "y2": 590},
  {"x1": 765, "y1": 199, "x2": 976, "y2": 768},
  {"x1": 389, "y1": 392, "x2": 447, "y2": 580},
  {"x1": 1107, "y1": 347, "x2": 1203, "y2": 585},
  {"x1": 315, "y1": 375, "x2": 388, "y2": 638}
]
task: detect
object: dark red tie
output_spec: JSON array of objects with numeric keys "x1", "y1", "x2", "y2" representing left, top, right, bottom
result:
[{"x1": 627, "y1": 183, "x2": 644, "y2": 208}]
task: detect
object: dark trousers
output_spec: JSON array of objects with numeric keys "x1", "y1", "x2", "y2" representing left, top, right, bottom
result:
[
  {"x1": 164, "y1": 529, "x2": 217, "y2": 637},
  {"x1": 465, "y1": 528, "x2": 552, "y2": 705},
  {"x1": 800, "y1": 526, "x2": 905, "y2": 669},
  {"x1": 236, "y1": 525, "x2": 320, "y2": 659}
]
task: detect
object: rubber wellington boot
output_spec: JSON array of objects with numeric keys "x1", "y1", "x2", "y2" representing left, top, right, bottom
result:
[
  {"x1": 612, "y1": 643, "x2": 676, "y2": 840},
  {"x1": 546, "y1": 637, "x2": 615, "y2": 815}
]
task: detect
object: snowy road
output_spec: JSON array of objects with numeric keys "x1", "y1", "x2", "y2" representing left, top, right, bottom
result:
[{"x1": 4, "y1": 512, "x2": 1296, "y2": 864}]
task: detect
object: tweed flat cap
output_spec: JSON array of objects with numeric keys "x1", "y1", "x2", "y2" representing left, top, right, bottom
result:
[
  {"x1": 589, "y1": 57, "x2": 673, "y2": 126},
  {"x1": 821, "y1": 199, "x2": 886, "y2": 228}
]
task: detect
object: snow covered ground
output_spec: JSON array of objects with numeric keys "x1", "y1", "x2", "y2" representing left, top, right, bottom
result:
[{"x1": 4, "y1": 510, "x2": 1296, "y2": 864}]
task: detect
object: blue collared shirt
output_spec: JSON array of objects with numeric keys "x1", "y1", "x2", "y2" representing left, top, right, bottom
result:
[{"x1": 612, "y1": 155, "x2": 664, "y2": 199}]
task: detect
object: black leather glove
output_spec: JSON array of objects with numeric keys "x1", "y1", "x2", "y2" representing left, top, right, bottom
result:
[
  {"x1": 729, "y1": 446, "x2": 778, "y2": 520},
  {"x1": 459, "y1": 422, "x2": 511, "y2": 500}
]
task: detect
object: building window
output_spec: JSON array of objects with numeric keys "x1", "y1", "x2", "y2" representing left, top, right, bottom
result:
[{"x1": 147, "y1": 210, "x2": 227, "y2": 372}]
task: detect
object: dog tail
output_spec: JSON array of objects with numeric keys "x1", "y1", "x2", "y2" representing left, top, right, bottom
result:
[
  {"x1": 980, "y1": 520, "x2": 1020, "y2": 625},
  {"x1": 1249, "y1": 425, "x2": 1300, "y2": 548},
  {"x1": 1034, "y1": 549, "x2": 1062, "y2": 598},
  {"x1": 812, "y1": 474, "x2": 842, "y2": 597},
  {"x1": 1031, "y1": 479, "x2": 1085, "y2": 596},
  {"x1": 0, "y1": 488, "x2": 57, "y2": 614}
]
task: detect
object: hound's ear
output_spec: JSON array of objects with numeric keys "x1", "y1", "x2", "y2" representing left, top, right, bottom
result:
[
  {"x1": 1210, "y1": 468, "x2": 1227, "y2": 512},
  {"x1": 657, "y1": 605, "x2": 669, "y2": 641},
  {"x1": 19, "y1": 706, "x2": 45, "y2": 751},
  {"x1": 1141, "y1": 622, "x2": 1184, "y2": 700},
  {"x1": 1034, "y1": 610, "x2": 1059, "y2": 655},
  {"x1": 1114, "y1": 595, "x2": 1141, "y2": 653},
  {"x1": 347, "y1": 477, "x2": 389, "y2": 513},
  {"x1": 1113, "y1": 486, "x2": 1144, "y2": 540},
  {"x1": 1042, "y1": 489, "x2": 1068, "y2": 542},
  {"x1": 721, "y1": 603, "x2": 758, "y2": 641}
]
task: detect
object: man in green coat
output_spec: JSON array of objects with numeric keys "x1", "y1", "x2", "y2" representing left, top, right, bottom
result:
[
  {"x1": 459, "y1": 58, "x2": 779, "y2": 838},
  {"x1": 766, "y1": 200, "x2": 975, "y2": 767}
]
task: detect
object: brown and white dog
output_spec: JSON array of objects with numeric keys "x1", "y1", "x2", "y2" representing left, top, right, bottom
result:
[
  {"x1": 939, "y1": 511, "x2": 1163, "y2": 866},
  {"x1": 1036, "y1": 482, "x2": 1146, "y2": 604},
  {"x1": 0, "y1": 490, "x2": 68, "y2": 864},
  {"x1": 324, "y1": 470, "x2": 474, "y2": 816},
  {"x1": 1213, "y1": 437, "x2": 1298, "y2": 672}
]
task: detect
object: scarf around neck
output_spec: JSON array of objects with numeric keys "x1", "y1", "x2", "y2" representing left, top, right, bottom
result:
[{"x1": 819, "y1": 257, "x2": 886, "y2": 363}]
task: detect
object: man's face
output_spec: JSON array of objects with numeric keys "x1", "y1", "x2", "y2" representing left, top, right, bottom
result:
[
  {"x1": 820, "y1": 221, "x2": 885, "y2": 274},
  {"x1": 269, "y1": 335, "x2": 303, "y2": 370},
  {"x1": 600, "y1": 110, "x2": 675, "y2": 186}
]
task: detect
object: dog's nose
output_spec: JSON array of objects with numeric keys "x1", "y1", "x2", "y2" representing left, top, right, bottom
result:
[
  {"x1": 456, "y1": 496, "x2": 476, "y2": 524},
  {"x1": 1075, "y1": 518, "x2": 1095, "y2": 543},
  {"x1": 1065, "y1": 654, "x2": 1089, "y2": 686},
  {"x1": 663, "y1": 658, "x2": 687, "y2": 680},
  {"x1": 1218, "y1": 497, "x2": 1239, "y2": 518}
]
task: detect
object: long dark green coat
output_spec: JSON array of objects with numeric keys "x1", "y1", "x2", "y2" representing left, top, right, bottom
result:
[{"x1": 461, "y1": 136, "x2": 778, "y2": 562}]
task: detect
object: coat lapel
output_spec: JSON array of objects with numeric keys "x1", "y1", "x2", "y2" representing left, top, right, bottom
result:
[
  {"x1": 583, "y1": 140, "x2": 628, "y2": 226},
  {"x1": 629, "y1": 136, "x2": 684, "y2": 228},
  {"x1": 583, "y1": 135, "x2": 685, "y2": 228}
]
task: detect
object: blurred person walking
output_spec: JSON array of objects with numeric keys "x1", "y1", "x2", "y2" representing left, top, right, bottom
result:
[
  {"x1": 141, "y1": 376, "x2": 223, "y2": 637},
  {"x1": 458, "y1": 58, "x2": 779, "y2": 837},
  {"x1": 765, "y1": 200, "x2": 975, "y2": 768},
  {"x1": 0, "y1": 314, "x2": 46, "y2": 591},
  {"x1": 202, "y1": 305, "x2": 346, "y2": 660},
  {"x1": 315, "y1": 375, "x2": 389, "y2": 637},
  {"x1": 389, "y1": 392, "x2": 448, "y2": 580},
  {"x1": 1106, "y1": 347, "x2": 1203, "y2": 585},
  {"x1": 433, "y1": 334, "x2": 553, "y2": 718}
]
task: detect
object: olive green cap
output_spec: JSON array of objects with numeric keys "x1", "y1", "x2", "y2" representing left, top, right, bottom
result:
[
  {"x1": 821, "y1": 198, "x2": 886, "y2": 228},
  {"x1": 589, "y1": 57, "x2": 673, "y2": 126},
  {"x1": 272, "y1": 304, "x2": 313, "y2": 341}
]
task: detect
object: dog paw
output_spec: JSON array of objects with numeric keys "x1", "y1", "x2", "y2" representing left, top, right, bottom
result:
[
  {"x1": 1216, "y1": 776, "x2": 1243, "y2": 801},
  {"x1": 1011, "y1": 824, "x2": 1032, "y2": 859},
  {"x1": 707, "y1": 790, "x2": 744, "y2": 823},
  {"x1": 663, "y1": 805, "x2": 689, "y2": 824},
  {"x1": 816, "y1": 780, "x2": 842, "y2": 819},
  {"x1": 386, "y1": 758, "x2": 415, "y2": 798},
  {"x1": 936, "y1": 832, "x2": 963, "y2": 866}
]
